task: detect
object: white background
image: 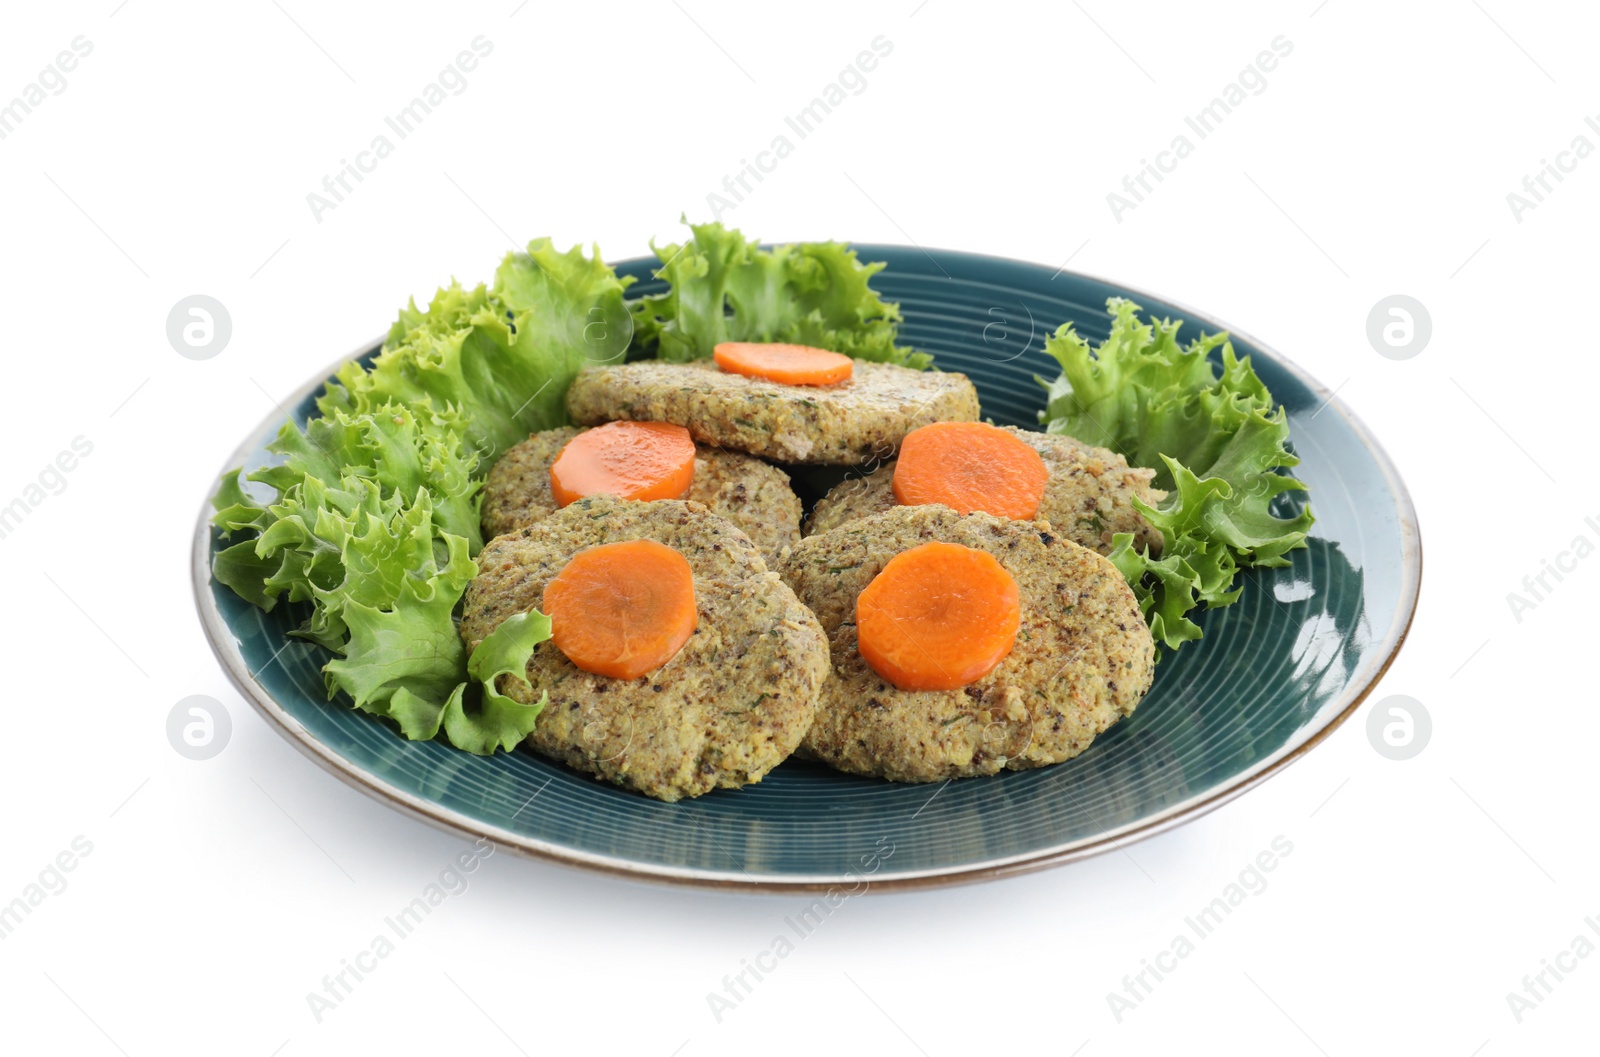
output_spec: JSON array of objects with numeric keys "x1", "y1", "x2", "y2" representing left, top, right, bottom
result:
[{"x1": 0, "y1": 1, "x2": 1593, "y2": 1054}]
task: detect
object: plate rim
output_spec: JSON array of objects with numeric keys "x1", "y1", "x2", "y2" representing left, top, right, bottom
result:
[{"x1": 191, "y1": 248, "x2": 1423, "y2": 893}]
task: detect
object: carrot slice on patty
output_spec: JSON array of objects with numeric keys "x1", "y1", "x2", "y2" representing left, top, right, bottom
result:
[
  {"x1": 892, "y1": 422, "x2": 1050, "y2": 520},
  {"x1": 855, "y1": 541, "x2": 1020, "y2": 692},
  {"x1": 713, "y1": 342, "x2": 853, "y2": 386},
  {"x1": 541, "y1": 539, "x2": 698, "y2": 680},
  {"x1": 549, "y1": 421, "x2": 696, "y2": 508}
]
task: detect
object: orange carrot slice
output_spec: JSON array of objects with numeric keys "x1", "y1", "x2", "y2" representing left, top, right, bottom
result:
[
  {"x1": 855, "y1": 541, "x2": 1020, "y2": 692},
  {"x1": 892, "y1": 422, "x2": 1050, "y2": 520},
  {"x1": 541, "y1": 539, "x2": 698, "y2": 680},
  {"x1": 713, "y1": 342, "x2": 853, "y2": 386},
  {"x1": 549, "y1": 421, "x2": 697, "y2": 508}
]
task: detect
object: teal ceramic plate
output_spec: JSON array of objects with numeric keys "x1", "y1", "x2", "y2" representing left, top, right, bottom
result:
[{"x1": 192, "y1": 246, "x2": 1421, "y2": 891}]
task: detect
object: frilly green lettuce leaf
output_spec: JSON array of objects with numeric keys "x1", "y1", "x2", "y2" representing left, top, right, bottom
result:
[
  {"x1": 228, "y1": 479, "x2": 547, "y2": 756},
  {"x1": 209, "y1": 394, "x2": 484, "y2": 634},
  {"x1": 1041, "y1": 298, "x2": 1313, "y2": 650},
  {"x1": 259, "y1": 400, "x2": 482, "y2": 547},
  {"x1": 208, "y1": 238, "x2": 626, "y2": 754},
  {"x1": 319, "y1": 537, "x2": 550, "y2": 754},
  {"x1": 211, "y1": 469, "x2": 274, "y2": 535},
  {"x1": 457, "y1": 611, "x2": 552, "y2": 753},
  {"x1": 213, "y1": 460, "x2": 552, "y2": 755},
  {"x1": 216, "y1": 474, "x2": 446, "y2": 651},
  {"x1": 322, "y1": 531, "x2": 474, "y2": 730},
  {"x1": 632, "y1": 218, "x2": 931, "y2": 368},
  {"x1": 320, "y1": 239, "x2": 634, "y2": 460},
  {"x1": 495, "y1": 238, "x2": 637, "y2": 378},
  {"x1": 212, "y1": 533, "x2": 281, "y2": 610}
]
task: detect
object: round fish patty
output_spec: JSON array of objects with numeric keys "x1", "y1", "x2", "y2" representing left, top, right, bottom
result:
[
  {"x1": 482, "y1": 426, "x2": 802, "y2": 564},
  {"x1": 461, "y1": 496, "x2": 829, "y2": 802},
  {"x1": 804, "y1": 426, "x2": 1166, "y2": 557},
  {"x1": 565, "y1": 359, "x2": 981, "y2": 465},
  {"x1": 779, "y1": 505, "x2": 1154, "y2": 783}
]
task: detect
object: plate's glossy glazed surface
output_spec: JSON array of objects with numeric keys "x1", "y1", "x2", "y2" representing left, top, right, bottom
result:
[{"x1": 193, "y1": 246, "x2": 1420, "y2": 890}]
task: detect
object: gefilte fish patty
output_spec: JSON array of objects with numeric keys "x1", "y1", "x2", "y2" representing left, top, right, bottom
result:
[
  {"x1": 461, "y1": 495, "x2": 830, "y2": 802},
  {"x1": 779, "y1": 505, "x2": 1154, "y2": 783},
  {"x1": 804, "y1": 425, "x2": 1165, "y2": 557},
  {"x1": 482, "y1": 426, "x2": 802, "y2": 565},
  {"x1": 565, "y1": 359, "x2": 980, "y2": 465}
]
